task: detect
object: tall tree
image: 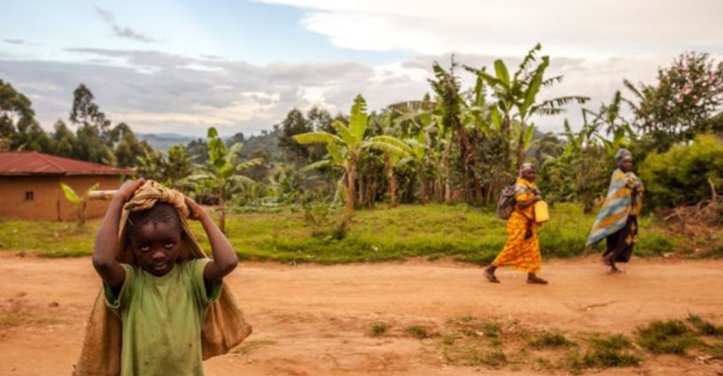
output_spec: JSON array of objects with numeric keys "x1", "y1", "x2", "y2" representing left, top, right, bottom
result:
[
  {"x1": 53, "y1": 120, "x2": 77, "y2": 158},
  {"x1": 293, "y1": 95, "x2": 411, "y2": 222},
  {"x1": 468, "y1": 44, "x2": 589, "y2": 170},
  {"x1": 624, "y1": 51, "x2": 723, "y2": 151},
  {"x1": 0, "y1": 79, "x2": 36, "y2": 149},
  {"x1": 69, "y1": 84, "x2": 115, "y2": 163},
  {"x1": 185, "y1": 127, "x2": 262, "y2": 233}
]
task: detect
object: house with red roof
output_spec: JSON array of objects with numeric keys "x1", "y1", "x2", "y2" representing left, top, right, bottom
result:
[{"x1": 0, "y1": 151, "x2": 134, "y2": 221}]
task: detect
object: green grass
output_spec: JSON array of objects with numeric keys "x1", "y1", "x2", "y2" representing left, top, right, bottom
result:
[
  {"x1": 405, "y1": 325, "x2": 431, "y2": 339},
  {"x1": 636, "y1": 319, "x2": 699, "y2": 355},
  {"x1": 232, "y1": 339, "x2": 276, "y2": 355},
  {"x1": 582, "y1": 334, "x2": 641, "y2": 368},
  {"x1": 369, "y1": 322, "x2": 390, "y2": 337},
  {"x1": 0, "y1": 203, "x2": 708, "y2": 263},
  {"x1": 437, "y1": 314, "x2": 723, "y2": 373},
  {"x1": 527, "y1": 331, "x2": 575, "y2": 349}
]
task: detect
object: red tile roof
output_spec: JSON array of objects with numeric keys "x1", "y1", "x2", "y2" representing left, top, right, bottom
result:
[{"x1": 0, "y1": 151, "x2": 134, "y2": 176}]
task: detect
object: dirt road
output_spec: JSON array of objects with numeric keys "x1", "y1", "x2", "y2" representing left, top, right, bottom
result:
[{"x1": 1, "y1": 252, "x2": 722, "y2": 375}]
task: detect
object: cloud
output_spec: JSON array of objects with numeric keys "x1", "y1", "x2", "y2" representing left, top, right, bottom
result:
[
  {"x1": 95, "y1": 7, "x2": 158, "y2": 43},
  {"x1": 3, "y1": 42, "x2": 720, "y2": 138},
  {"x1": 3, "y1": 39, "x2": 26, "y2": 45},
  {"x1": 258, "y1": 0, "x2": 723, "y2": 58}
]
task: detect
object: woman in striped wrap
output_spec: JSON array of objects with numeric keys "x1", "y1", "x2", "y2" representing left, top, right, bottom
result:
[{"x1": 586, "y1": 149, "x2": 645, "y2": 273}]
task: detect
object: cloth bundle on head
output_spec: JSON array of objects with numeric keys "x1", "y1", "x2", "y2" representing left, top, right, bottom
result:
[
  {"x1": 614, "y1": 148, "x2": 633, "y2": 163},
  {"x1": 74, "y1": 180, "x2": 252, "y2": 376}
]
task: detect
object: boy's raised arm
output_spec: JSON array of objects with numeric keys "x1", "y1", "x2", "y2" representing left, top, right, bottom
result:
[
  {"x1": 185, "y1": 197, "x2": 238, "y2": 282},
  {"x1": 92, "y1": 178, "x2": 145, "y2": 287}
]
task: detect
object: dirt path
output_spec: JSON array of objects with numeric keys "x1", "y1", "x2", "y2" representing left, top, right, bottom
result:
[{"x1": 1, "y1": 252, "x2": 722, "y2": 375}]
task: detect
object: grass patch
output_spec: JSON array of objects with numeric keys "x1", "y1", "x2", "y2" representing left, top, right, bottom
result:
[
  {"x1": 582, "y1": 334, "x2": 641, "y2": 368},
  {"x1": 687, "y1": 314, "x2": 723, "y2": 336},
  {"x1": 405, "y1": 325, "x2": 431, "y2": 339},
  {"x1": 636, "y1": 319, "x2": 699, "y2": 354},
  {"x1": 368, "y1": 322, "x2": 389, "y2": 337},
  {"x1": 0, "y1": 311, "x2": 62, "y2": 326},
  {"x1": 232, "y1": 339, "x2": 276, "y2": 355},
  {"x1": 0, "y1": 312, "x2": 29, "y2": 326},
  {"x1": 439, "y1": 315, "x2": 723, "y2": 373},
  {"x1": 528, "y1": 331, "x2": 575, "y2": 349},
  {"x1": 0, "y1": 203, "x2": 699, "y2": 263}
]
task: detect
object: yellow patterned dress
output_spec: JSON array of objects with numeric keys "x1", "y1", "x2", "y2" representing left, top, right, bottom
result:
[{"x1": 492, "y1": 178, "x2": 542, "y2": 274}]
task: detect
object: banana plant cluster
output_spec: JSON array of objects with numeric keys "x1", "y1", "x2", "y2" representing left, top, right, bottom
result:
[{"x1": 294, "y1": 95, "x2": 413, "y2": 221}]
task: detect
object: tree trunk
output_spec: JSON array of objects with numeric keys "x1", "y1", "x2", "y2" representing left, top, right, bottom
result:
[
  {"x1": 444, "y1": 148, "x2": 452, "y2": 203},
  {"x1": 357, "y1": 159, "x2": 365, "y2": 208},
  {"x1": 219, "y1": 185, "x2": 226, "y2": 234},
  {"x1": 417, "y1": 164, "x2": 428, "y2": 204},
  {"x1": 516, "y1": 124, "x2": 527, "y2": 170},
  {"x1": 386, "y1": 155, "x2": 397, "y2": 207},
  {"x1": 345, "y1": 157, "x2": 356, "y2": 223}
]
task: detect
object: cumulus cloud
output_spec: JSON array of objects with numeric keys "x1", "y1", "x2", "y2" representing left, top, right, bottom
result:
[
  {"x1": 2, "y1": 44, "x2": 720, "y2": 138},
  {"x1": 95, "y1": 7, "x2": 159, "y2": 43},
  {"x1": 258, "y1": 0, "x2": 723, "y2": 58}
]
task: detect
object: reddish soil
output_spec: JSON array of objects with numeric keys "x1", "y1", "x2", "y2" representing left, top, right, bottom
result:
[{"x1": 1, "y1": 252, "x2": 722, "y2": 375}]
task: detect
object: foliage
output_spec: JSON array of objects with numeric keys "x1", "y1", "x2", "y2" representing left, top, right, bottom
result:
[
  {"x1": 2, "y1": 203, "x2": 694, "y2": 264},
  {"x1": 467, "y1": 43, "x2": 589, "y2": 169},
  {"x1": 636, "y1": 319, "x2": 699, "y2": 354},
  {"x1": 294, "y1": 94, "x2": 411, "y2": 222},
  {"x1": 582, "y1": 334, "x2": 641, "y2": 368},
  {"x1": 59, "y1": 182, "x2": 100, "y2": 227},
  {"x1": 183, "y1": 127, "x2": 262, "y2": 233},
  {"x1": 625, "y1": 52, "x2": 723, "y2": 151},
  {"x1": 369, "y1": 322, "x2": 390, "y2": 337},
  {"x1": 640, "y1": 134, "x2": 723, "y2": 207}
]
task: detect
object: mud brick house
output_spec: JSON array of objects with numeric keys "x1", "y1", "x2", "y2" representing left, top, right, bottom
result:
[{"x1": 0, "y1": 151, "x2": 134, "y2": 221}]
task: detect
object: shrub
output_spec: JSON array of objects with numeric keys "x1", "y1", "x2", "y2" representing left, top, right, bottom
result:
[{"x1": 640, "y1": 134, "x2": 723, "y2": 208}]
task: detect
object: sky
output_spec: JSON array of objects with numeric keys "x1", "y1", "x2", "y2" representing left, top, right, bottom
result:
[{"x1": 1, "y1": 0, "x2": 722, "y2": 137}]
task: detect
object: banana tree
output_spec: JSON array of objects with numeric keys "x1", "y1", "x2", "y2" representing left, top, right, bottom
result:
[
  {"x1": 467, "y1": 44, "x2": 589, "y2": 170},
  {"x1": 184, "y1": 127, "x2": 262, "y2": 233},
  {"x1": 60, "y1": 182, "x2": 99, "y2": 226},
  {"x1": 294, "y1": 95, "x2": 410, "y2": 222}
]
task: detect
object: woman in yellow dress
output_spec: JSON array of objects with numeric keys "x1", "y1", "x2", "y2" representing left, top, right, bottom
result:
[{"x1": 485, "y1": 163, "x2": 548, "y2": 284}]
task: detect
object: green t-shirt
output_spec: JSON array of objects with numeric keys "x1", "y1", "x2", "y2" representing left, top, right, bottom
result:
[{"x1": 105, "y1": 259, "x2": 222, "y2": 376}]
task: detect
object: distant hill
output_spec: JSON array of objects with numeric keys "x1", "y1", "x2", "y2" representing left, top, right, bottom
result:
[{"x1": 136, "y1": 133, "x2": 199, "y2": 152}]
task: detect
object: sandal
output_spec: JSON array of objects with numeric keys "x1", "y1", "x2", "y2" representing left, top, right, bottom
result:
[
  {"x1": 608, "y1": 267, "x2": 624, "y2": 274},
  {"x1": 527, "y1": 276, "x2": 548, "y2": 284},
  {"x1": 484, "y1": 269, "x2": 500, "y2": 283}
]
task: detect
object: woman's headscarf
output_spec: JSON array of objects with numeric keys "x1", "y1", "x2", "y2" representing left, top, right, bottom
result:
[
  {"x1": 518, "y1": 162, "x2": 536, "y2": 178},
  {"x1": 614, "y1": 148, "x2": 633, "y2": 163}
]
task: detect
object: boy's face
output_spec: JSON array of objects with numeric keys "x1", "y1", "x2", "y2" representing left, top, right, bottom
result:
[{"x1": 130, "y1": 221, "x2": 182, "y2": 276}]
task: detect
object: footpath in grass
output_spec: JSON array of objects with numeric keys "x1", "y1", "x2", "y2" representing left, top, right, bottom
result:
[{"x1": 1, "y1": 203, "x2": 719, "y2": 262}]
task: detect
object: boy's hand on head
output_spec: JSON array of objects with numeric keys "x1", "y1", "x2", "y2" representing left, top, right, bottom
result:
[
  {"x1": 115, "y1": 178, "x2": 146, "y2": 202},
  {"x1": 184, "y1": 196, "x2": 206, "y2": 220}
]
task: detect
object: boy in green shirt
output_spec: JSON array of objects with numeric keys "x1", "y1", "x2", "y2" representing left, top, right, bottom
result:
[{"x1": 92, "y1": 178, "x2": 240, "y2": 375}]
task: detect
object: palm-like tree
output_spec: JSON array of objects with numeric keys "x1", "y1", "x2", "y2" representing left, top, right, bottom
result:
[
  {"x1": 185, "y1": 127, "x2": 262, "y2": 233},
  {"x1": 467, "y1": 44, "x2": 589, "y2": 170},
  {"x1": 294, "y1": 95, "x2": 411, "y2": 222}
]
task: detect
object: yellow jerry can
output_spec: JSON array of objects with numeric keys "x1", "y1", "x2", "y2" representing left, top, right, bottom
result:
[{"x1": 534, "y1": 200, "x2": 550, "y2": 223}]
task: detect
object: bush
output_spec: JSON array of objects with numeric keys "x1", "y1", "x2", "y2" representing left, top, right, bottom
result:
[{"x1": 640, "y1": 134, "x2": 723, "y2": 208}]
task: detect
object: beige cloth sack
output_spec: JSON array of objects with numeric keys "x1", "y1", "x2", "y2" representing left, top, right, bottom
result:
[{"x1": 74, "y1": 181, "x2": 252, "y2": 376}]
